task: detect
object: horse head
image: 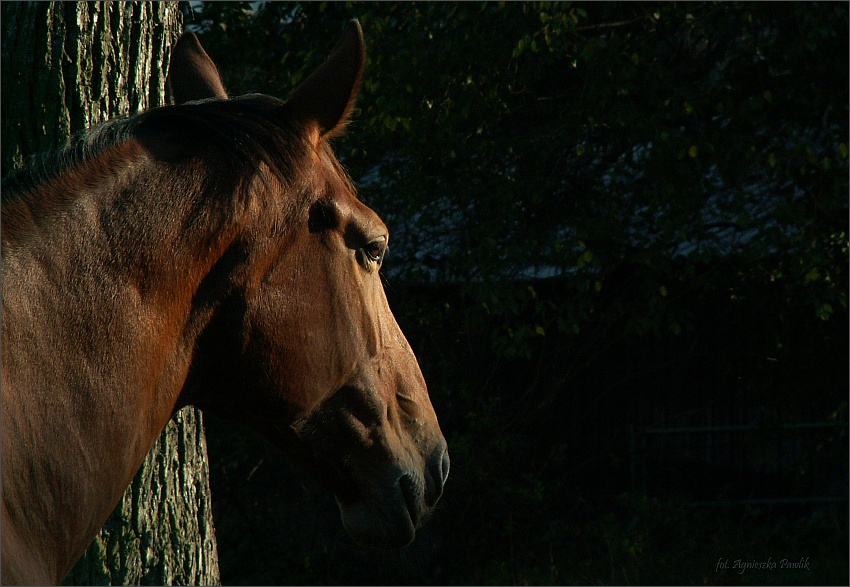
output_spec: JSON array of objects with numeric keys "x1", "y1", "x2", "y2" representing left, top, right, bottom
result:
[{"x1": 168, "y1": 22, "x2": 449, "y2": 549}]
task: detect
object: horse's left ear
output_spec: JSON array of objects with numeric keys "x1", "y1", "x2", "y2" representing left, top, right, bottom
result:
[
  {"x1": 167, "y1": 32, "x2": 229, "y2": 105},
  {"x1": 287, "y1": 20, "x2": 365, "y2": 141}
]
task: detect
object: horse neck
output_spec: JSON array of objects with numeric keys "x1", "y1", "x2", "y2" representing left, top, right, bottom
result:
[{"x1": 1, "y1": 139, "x2": 242, "y2": 581}]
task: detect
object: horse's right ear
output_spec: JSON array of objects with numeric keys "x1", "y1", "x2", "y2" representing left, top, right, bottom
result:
[
  {"x1": 286, "y1": 20, "x2": 365, "y2": 141},
  {"x1": 167, "y1": 32, "x2": 228, "y2": 105}
]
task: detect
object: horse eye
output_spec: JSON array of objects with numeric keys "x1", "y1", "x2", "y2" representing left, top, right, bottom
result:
[{"x1": 364, "y1": 241, "x2": 386, "y2": 264}]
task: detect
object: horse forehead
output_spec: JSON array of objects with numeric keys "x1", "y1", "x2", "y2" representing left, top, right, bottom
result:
[
  {"x1": 344, "y1": 191, "x2": 387, "y2": 237},
  {"x1": 313, "y1": 149, "x2": 387, "y2": 236}
]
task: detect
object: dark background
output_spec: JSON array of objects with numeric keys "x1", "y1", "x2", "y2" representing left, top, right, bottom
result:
[{"x1": 183, "y1": 2, "x2": 848, "y2": 584}]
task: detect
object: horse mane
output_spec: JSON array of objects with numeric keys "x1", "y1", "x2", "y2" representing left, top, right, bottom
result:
[
  {"x1": 1, "y1": 115, "x2": 140, "y2": 202},
  {"x1": 0, "y1": 94, "x2": 349, "y2": 244}
]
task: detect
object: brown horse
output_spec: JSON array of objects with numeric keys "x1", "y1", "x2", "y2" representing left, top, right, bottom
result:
[{"x1": 1, "y1": 22, "x2": 448, "y2": 585}]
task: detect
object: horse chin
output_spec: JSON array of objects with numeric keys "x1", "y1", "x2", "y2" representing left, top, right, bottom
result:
[{"x1": 335, "y1": 495, "x2": 417, "y2": 549}]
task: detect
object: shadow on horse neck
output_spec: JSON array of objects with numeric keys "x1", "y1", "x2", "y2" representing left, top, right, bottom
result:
[{"x1": 1, "y1": 94, "x2": 309, "y2": 581}]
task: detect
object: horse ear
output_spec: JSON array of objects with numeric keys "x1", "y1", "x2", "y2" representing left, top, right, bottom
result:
[
  {"x1": 287, "y1": 20, "x2": 365, "y2": 140},
  {"x1": 168, "y1": 32, "x2": 229, "y2": 104}
]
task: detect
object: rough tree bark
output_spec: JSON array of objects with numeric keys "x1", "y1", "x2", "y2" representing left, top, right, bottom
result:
[{"x1": 1, "y1": 2, "x2": 220, "y2": 584}]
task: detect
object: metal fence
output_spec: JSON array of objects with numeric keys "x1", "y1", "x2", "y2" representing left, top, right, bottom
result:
[{"x1": 629, "y1": 420, "x2": 848, "y2": 507}]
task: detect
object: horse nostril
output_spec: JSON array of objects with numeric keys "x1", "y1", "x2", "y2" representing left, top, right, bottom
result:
[
  {"x1": 425, "y1": 443, "x2": 449, "y2": 507},
  {"x1": 440, "y1": 449, "x2": 451, "y2": 485}
]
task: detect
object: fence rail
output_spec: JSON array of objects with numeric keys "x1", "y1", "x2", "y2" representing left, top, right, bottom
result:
[
  {"x1": 640, "y1": 421, "x2": 848, "y2": 435},
  {"x1": 630, "y1": 420, "x2": 848, "y2": 507}
]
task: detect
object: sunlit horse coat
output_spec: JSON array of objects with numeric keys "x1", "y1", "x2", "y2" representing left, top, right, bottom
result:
[{"x1": 1, "y1": 22, "x2": 448, "y2": 585}]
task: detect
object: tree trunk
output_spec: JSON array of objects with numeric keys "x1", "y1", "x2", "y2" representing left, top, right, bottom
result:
[{"x1": 1, "y1": 2, "x2": 220, "y2": 584}]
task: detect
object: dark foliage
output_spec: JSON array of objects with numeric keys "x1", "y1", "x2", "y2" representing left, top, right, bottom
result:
[{"x1": 184, "y1": 2, "x2": 848, "y2": 584}]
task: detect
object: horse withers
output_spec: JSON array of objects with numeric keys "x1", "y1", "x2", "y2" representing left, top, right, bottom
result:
[{"x1": 1, "y1": 21, "x2": 448, "y2": 585}]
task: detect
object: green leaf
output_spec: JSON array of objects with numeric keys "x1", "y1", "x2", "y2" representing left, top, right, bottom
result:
[
  {"x1": 816, "y1": 303, "x2": 834, "y2": 321},
  {"x1": 804, "y1": 267, "x2": 820, "y2": 283}
]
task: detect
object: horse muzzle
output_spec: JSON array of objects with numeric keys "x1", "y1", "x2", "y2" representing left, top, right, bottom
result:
[{"x1": 335, "y1": 439, "x2": 449, "y2": 549}]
